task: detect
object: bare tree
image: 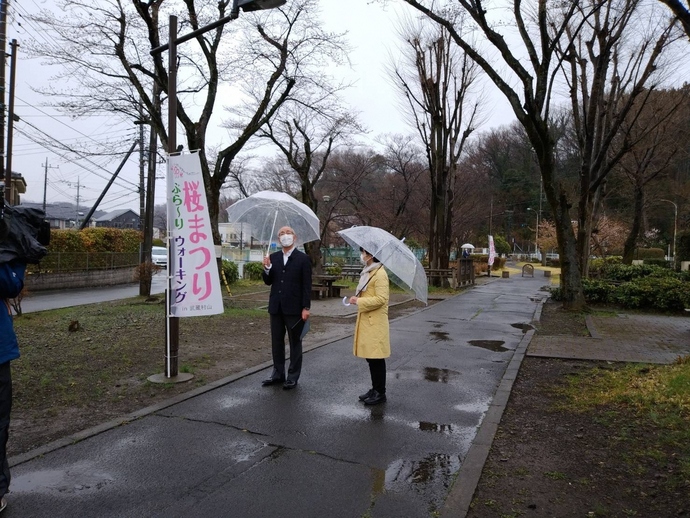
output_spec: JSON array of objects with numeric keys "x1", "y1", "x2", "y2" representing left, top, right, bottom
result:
[
  {"x1": 393, "y1": 16, "x2": 482, "y2": 283},
  {"x1": 616, "y1": 87, "x2": 690, "y2": 262},
  {"x1": 392, "y1": 0, "x2": 682, "y2": 309},
  {"x1": 256, "y1": 93, "x2": 363, "y2": 270},
  {"x1": 558, "y1": 0, "x2": 681, "y2": 277},
  {"x1": 658, "y1": 0, "x2": 690, "y2": 36},
  {"x1": 376, "y1": 134, "x2": 430, "y2": 240},
  {"x1": 27, "y1": 0, "x2": 343, "y2": 243}
]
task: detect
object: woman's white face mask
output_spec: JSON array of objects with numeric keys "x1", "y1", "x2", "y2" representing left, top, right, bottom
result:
[
  {"x1": 360, "y1": 253, "x2": 368, "y2": 264},
  {"x1": 279, "y1": 234, "x2": 294, "y2": 247}
]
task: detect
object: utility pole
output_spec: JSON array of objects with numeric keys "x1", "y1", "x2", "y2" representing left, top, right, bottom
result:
[
  {"x1": 42, "y1": 159, "x2": 59, "y2": 213},
  {"x1": 0, "y1": 0, "x2": 9, "y2": 202},
  {"x1": 138, "y1": 103, "x2": 145, "y2": 234},
  {"x1": 5, "y1": 38, "x2": 16, "y2": 193},
  {"x1": 76, "y1": 177, "x2": 81, "y2": 227}
]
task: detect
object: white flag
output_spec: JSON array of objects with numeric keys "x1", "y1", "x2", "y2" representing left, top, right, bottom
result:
[
  {"x1": 167, "y1": 152, "x2": 224, "y2": 317},
  {"x1": 488, "y1": 235, "x2": 496, "y2": 266}
]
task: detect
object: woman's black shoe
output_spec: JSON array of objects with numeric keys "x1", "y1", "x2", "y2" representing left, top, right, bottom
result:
[
  {"x1": 358, "y1": 389, "x2": 375, "y2": 402},
  {"x1": 363, "y1": 390, "x2": 386, "y2": 405}
]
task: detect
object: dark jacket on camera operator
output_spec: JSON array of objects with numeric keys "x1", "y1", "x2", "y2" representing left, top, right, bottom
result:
[{"x1": 0, "y1": 262, "x2": 25, "y2": 364}]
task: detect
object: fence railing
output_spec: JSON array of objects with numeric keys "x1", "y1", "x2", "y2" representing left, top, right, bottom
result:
[{"x1": 28, "y1": 252, "x2": 140, "y2": 274}]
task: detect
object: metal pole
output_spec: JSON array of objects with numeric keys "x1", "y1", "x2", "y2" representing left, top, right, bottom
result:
[
  {"x1": 660, "y1": 199, "x2": 677, "y2": 270},
  {"x1": 166, "y1": 15, "x2": 180, "y2": 379}
]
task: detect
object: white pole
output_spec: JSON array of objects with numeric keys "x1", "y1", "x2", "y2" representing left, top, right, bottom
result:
[{"x1": 266, "y1": 210, "x2": 278, "y2": 257}]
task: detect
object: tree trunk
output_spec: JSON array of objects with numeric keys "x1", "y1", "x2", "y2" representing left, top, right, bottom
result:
[{"x1": 622, "y1": 183, "x2": 645, "y2": 264}]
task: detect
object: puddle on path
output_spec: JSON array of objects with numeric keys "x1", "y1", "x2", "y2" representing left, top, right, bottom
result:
[
  {"x1": 511, "y1": 322, "x2": 535, "y2": 333},
  {"x1": 11, "y1": 465, "x2": 115, "y2": 494},
  {"x1": 422, "y1": 367, "x2": 461, "y2": 383},
  {"x1": 467, "y1": 340, "x2": 508, "y2": 352},
  {"x1": 429, "y1": 331, "x2": 451, "y2": 342},
  {"x1": 377, "y1": 454, "x2": 462, "y2": 492}
]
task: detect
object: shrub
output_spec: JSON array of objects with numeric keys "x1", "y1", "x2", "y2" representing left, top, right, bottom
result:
[
  {"x1": 635, "y1": 247, "x2": 665, "y2": 260},
  {"x1": 221, "y1": 260, "x2": 239, "y2": 284},
  {"x1": 581, "y1": 279, "x2": 615, "y2": 304},
  {"x1": 325, "y1": 263, "x2": 342, "y2": 276},
  {"x1": 243, "y1": 262, "x2": 265, "y2": 280},
  {"x1": 610, "y1": 277, "x2": 690, "y2": 311},
  {"x1": 644, "y1": 258, "x2": 670, "y2": 268}
]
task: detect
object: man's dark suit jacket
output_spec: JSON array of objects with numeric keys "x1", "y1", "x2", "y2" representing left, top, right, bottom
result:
[{"x1": 262, "y1": 248, "x2": 312, "y2": 315}]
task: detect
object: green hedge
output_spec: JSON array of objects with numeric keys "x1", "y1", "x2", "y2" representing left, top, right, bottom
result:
[
  {"x1": 243, "y1": 262, "x2": 265, "y2": 280},
  {"x1": 635, "y1": 247, "x2": 665, "y2": 259},
  {"x1": 49, "y1": 228, "x2": 141, "y2": 253},
  {"x1": 551, "y1": 268, "x2": 690, "y2": 311},
  {"x1": 221, "y1": 260, "x2": 239, "y2": 284}
]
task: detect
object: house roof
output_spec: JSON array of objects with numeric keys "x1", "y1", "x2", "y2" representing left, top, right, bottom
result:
[
  {"x1": 94, "y1": 209, "x2": 139, "y2": 222},
  {"x1": 18, "y1": 201, "x2": 106, "y2": 222}
]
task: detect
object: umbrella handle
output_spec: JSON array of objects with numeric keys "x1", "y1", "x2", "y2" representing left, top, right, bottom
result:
[{"x1": 266, "y1": 210, "x2": 279, "y2": 257}]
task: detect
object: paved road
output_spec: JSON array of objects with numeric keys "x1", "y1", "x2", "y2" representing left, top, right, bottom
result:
[
  {"x1": 21, "y1": 273, "x2": 168, "y2": 313},
  {"x1": 8, "y1": 275, "x2": 549, "y2": 518}
]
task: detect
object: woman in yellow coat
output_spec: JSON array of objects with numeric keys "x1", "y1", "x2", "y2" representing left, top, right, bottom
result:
[{"x1": 348, "y1": 248, "x2": 390, "y2": 405}]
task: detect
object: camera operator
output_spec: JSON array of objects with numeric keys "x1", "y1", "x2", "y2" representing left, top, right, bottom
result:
[{"x1": 0, "y1": 182, "x2": 31, "y2": 513}]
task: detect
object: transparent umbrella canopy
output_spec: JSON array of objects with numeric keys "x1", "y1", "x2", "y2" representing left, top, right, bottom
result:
[
  {"x1": 226, "y1": 191, "x2": 320, "y2": 251},
  {"x1": 337, "y1": 225, "x2": 428, "y2": 304}
]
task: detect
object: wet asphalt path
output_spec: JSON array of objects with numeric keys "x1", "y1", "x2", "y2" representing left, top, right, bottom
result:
[
  {"x1": 8, "y1": 275, "x2": 548, "y2": 517},
  {"x1": 20, "y1": 273, "x2": 168, "y2": 313}
]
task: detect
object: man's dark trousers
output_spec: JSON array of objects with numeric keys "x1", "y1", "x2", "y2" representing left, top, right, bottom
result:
[{"x1": 269, "y1": 313, "x2": 304, "y2": 382}]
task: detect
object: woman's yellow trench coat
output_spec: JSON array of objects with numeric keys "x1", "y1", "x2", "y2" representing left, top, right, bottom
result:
[{"x1": 353, "y1": 266, "x2": 390, "y2": 359}]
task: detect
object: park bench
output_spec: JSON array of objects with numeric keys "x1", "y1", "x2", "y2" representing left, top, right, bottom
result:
[
  {"x1": 425, "y1": 268, "x2": 457, "y2": 288},
  {"x1": 329, "y1": 284, "x2": 348, "y2": 298},
  {"x1": 311, "y1": 285, "x2": 329, "y2": 300}
]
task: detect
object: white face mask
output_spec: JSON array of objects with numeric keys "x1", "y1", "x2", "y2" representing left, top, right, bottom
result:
[
  {"x1": 279, "y1": 234, "x2": 294, "y2": 247},
  {"x1": 360, "y1": 253, "x2": 368, "y2": 264}
]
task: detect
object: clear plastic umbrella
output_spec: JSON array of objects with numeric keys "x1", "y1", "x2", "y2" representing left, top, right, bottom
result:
[
  {"x1": 226, "y1": 191, "x2": 320, "y2": 253},
  {"x1": 337, "y1": 225, "x2": 428, "y2": 304},
  {"x1": 460, "y1": 243, "x2": 475, "y2": 249}
]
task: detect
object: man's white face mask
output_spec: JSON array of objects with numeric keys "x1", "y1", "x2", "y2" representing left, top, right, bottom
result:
[{"x1": 280, "y1": 234, "x2": 294, "y2": 247}]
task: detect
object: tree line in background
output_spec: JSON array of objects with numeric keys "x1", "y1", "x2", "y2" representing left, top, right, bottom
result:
[{"x1": 27, "y1": 0, "x2": 690, "y2": 310}]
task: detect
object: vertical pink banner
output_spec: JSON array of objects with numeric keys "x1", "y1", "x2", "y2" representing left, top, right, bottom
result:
[{"x1": 167, "y1": 152, "x2": 224, "y2": 317}]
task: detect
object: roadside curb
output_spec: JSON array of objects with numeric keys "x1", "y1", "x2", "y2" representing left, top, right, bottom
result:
[{"x1": 440, "y1": 297, "x2": 546, "y2": 517}]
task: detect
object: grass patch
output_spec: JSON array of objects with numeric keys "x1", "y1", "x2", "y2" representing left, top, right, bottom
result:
[{"x1": 553, "y1": 356, "x2": 690, "y2": 489}]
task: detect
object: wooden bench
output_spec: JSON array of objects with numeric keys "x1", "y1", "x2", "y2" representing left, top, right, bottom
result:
[
  {"x1": 329, "y1": 284, "x2": 348, "y2": 298},
  {"x1": 311, "y1": 285, "x2": 329, "y2": 300},
  {"x1": 425, "y1": 268, "x2": 457, "y2": 288}
]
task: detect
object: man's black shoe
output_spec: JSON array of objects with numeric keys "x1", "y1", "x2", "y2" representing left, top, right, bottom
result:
[
  {"x1": 283, "y1": 380, "x2": 298, "y2": 390},
  {"x1": 363, "y1": 390, "x2": 386, "y2": 405},
  {"x1": 261, "y1": 377, "x2": 285, "y2": 386},
  {"x1": 358, "y1": 389, "x2": 374, "y2": 402}
]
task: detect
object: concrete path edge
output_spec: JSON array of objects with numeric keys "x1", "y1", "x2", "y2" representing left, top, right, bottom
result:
[{"x1": 440, "y1": 297, "x2": 546, "y2": 518}]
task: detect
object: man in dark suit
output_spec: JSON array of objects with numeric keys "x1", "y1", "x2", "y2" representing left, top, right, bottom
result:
[{"x1": 261, "y1": 226, "x2": 312, "y2": 390}]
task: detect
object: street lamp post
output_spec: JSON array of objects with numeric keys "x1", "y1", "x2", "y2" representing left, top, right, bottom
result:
[
  {"x1": 660, "y1": 199, "x2": 678, "y2": 270},
  {"x1": 527, "y1": 207, "x2": 539, "y2": 260},
  {"x1": 149, "y1": 0, "x2": 287, "y2": 381}
]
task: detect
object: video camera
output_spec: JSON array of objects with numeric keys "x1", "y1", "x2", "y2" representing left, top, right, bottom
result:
[{"x1": 0, "y1": 182, "x2": 51, "y2": 264}]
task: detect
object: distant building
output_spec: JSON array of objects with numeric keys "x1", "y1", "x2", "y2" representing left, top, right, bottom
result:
[
  {"x1": 19, "y1": 201, "x2": 106, "y2": 229},
  {"x1": 218, "y1": 222, "x2": 252, "y2": 248},
  {"x1": 7, "y1": 172, "x2": 26, "y2": 205},
  {"x1": 93, "y1": 209, "x2": 141, "y2": 229}
]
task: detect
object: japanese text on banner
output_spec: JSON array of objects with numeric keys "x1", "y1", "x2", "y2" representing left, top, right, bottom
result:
[{"x1": 167, "y1": 152, "x2": 224, "y2": 317}]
